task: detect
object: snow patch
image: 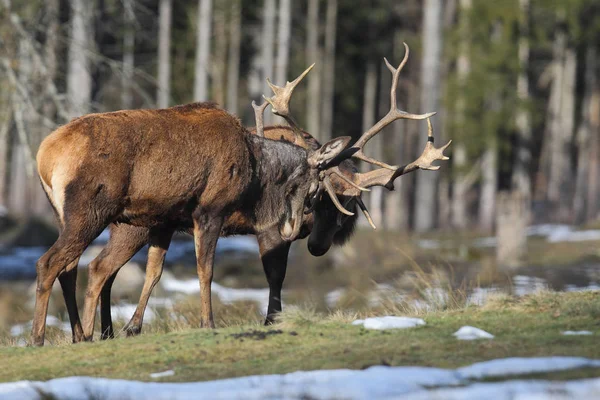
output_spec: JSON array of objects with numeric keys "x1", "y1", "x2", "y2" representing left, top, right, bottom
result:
[
  {"x1": 10, "y1": 315, "x2": 70, "y2": 337},
  {"x1": 149, "y1": 370, "x2": 175, "y2": 379},
  {"x1": 562, "y1": 330, "x2": 593, "y2": 336},
  {"x1": 352, "y1": 316, "x2": 425, "y2": 330},
  {"x1": 2, "y1": 357, "x2": 600, "y2": 400},
  {"x1": 161, "y1": 277, "x2": 270, "y2": 313},
  {"x1": 453, "y1": 326, "x2": 494, "y2": 340}
]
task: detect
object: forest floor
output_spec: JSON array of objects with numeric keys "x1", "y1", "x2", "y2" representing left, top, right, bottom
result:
[{"x1": 1, "y1": 290, "x2": 599, "y2": 384}]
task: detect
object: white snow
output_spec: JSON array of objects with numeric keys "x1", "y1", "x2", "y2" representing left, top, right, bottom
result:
[
  {"x1": 110, "y1": 303, "x2": 157, "y2": 323},
  {"x1": 10, "y1": 315, "x2": 70, "y2": 337},
  {"x1": 161, "y1": 277, "x2": 270, "y2": 313},
  {"x1": 2, "y1": 357, "x2": 600, "y2": 400},
  {"x1": 562, "y1": 330, "x2": 593, "y2": 336},
  {"x1": 418, "y1": 224, "x2": 600, "y2": 250},
  {"x1": 453, "y1": 326, "x2": 494, "y2": 340},
  {"x1": 149, "y1": 370, "x2": 175, "y2": 379},
  {"x1": 352, "y1": 316, "x2": 425, "y2": 330}
]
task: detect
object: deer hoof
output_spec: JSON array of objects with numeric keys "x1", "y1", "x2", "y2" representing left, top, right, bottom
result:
[{"x1": 125, "y1": 325, "x2": 142, "y2": 337}]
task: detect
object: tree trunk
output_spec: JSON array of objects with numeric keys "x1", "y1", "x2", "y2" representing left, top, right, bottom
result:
[
  {"x1": 305, "y1": 0, "x2": 321, "y2": 140},
  {"x1": 121, "y1": 0, "x2": 135, "y2": 109},
  {"x1": 261, "y1": 0, "x2": 276, "y2": 124},
  {"x1": 275, "y1": 0, "x2": 291, "y2": 89},
  {"x1": 414, "y1": 0, "x2": 443, "y2": 232},
  {"x1": 211, "y1": 3, "x2": 227, "y2": 106},
  {"x1": 451, "y1": 0, "x2": 471, "y2": 230},
  {"x1": 359, "y1": 60, "x2": 378, "y2": 228},
  {"x1": 478, "y1": 21, "x2": 502, "y2": 233},
  {"x1": 319, "y1": 0, "x2": 337, "y2": 142},
  {"x1": 479, "y1": 145, "x2": 497, "y2": 232},
  {"x1": 384, "y1": 31, "x2": 409, "y2": 231},
  {"x1": 512, "y1": 0, "x2": 532, "y2": 198},
  {"x1": 194, "y1": 0, "x2": 212, "y2": 101},
  {"x1": 574, "y1": 46, "x2": 597, "y2": 223},
  {"x1": 157, "y1": 0, "x2": 172, "y2": 108},
  {"x1": 542, "y1": 13, "x2": 576, "y2": 222},
  {"x1": 67, "y1": 0, "x2": 94, "y2": 118},
  {"x1": 226, "y1": 0, "x2": 241, "y2": 114},
  {"x1": 0, "y1": 107, "x2": 10, "y2": 209}
]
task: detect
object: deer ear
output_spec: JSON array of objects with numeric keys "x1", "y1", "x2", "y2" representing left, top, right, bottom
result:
[{"x1": 308, "y1": 136, "x2": 352, "y2": 169}]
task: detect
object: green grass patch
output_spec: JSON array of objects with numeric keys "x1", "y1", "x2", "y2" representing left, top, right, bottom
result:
[{"x1": 1, "y1": 291, "x2": 599, "y2": 383}]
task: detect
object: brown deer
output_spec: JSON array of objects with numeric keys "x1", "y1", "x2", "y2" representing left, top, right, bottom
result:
[
  {"x1": 88, "y1": 44, "x2": 450, "y2": 341},
  {"x1": 34, "y1": 44, "x2": 449, "y2": 345}
]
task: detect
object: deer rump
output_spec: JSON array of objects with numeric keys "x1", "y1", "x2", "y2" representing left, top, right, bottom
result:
[{"x1": 38, "y1": 103, "x2": 259, "y2": 231}]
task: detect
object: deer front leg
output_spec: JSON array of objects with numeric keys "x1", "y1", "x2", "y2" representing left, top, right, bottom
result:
[
  {"x1": 257, "y1": 229, "x2": 291, "y2": 325},
  {"x1": 124, "y1": 227, "x2": 174, "y2": 337},
  {"x1": 193, "y1": 215, "x2": 224, "y2": 329}
]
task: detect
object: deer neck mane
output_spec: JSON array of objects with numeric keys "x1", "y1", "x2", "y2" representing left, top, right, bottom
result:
[{"x1": 244, "y1": 134, "x2": 309, "y2": 229}]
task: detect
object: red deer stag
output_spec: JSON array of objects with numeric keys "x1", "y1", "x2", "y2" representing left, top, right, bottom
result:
[
  {"x1": 35, "y1": 44, "x2": 449, "y2": 344},
  {"x1": 87, "y1": 44, "x2": 450, "y2": 341}
]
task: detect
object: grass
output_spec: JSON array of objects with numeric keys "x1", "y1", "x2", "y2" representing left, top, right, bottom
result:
[{"x1": 1, "y1": 291, "x2": 599, "y2": 384}]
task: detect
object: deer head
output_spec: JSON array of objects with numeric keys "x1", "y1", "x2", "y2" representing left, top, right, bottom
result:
[{"x1": 254, "y1": 43, "x2": 451, "y2": 253}]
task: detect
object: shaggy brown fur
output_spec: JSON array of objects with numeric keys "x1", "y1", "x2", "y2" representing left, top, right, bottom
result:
[
  {"x1": 93, "y1": 126, "x2": 360, "y2": 340},
  {"x1": 33, "y1": 103, "x2": 349, "y2": 345}
]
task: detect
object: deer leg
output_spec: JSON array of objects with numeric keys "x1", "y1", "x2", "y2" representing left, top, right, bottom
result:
[
  {"x1": 258, "y1": 230, "x2": 290, "y2": 325},
  {"x1": 32, "y1": 222, "x2": 107, "y2": 347},
  {"x1": 58, "y1": 260, "x2": 83, "y2": 343},
  {"x1": 193, "y1": 215, "x2": 224, "y2": 329},
  {"x1": 99, "y1": 272, "x2": 117, "y2": 340},
  {"x1": 124, "y1": 228, "x2": 174, "y2": 337},
  {"x1": 82, "y1": 224, "x2": 148, "y2": 342},
  {"x1": 98, "y1": 225, "x2": 149, "y2": 340}
]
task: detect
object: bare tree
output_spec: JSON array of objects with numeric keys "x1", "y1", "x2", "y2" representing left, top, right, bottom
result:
[
  {"x1": 121, "y1": 0, "x2": 135, "y2": 109},
  {"x1": 478, "y1": 21, "x2": 502, "y2": 233},
  {"x1": 211, "y1": 3, "x2": 228, "y2": 106},
  {"x1": 539, "y1": 11, "x2": 576, "y2": 221},
  {"x1": 414, "y1": 0, "x2": 443, "y2": 232},
  {"x1": 275, "y1": 0, "x2": 291, "y2": 88},
  {"x1": 226, "y1": 0, "x2": 241, "y2": 114},
  {"x1": 157, "y1": 0, "x2": 172, "y2": 108},
  {"x1": 194, "y1": 0, "x2": 213, "y2": 101},
  {"x1": 320, "y1": 0, "x2": 337, "y2": 141},
  {"x1": 306, "y1": 0, "x2": 321, "y2": 140},
  {"x1": 451, "y1": 0, "x2": 471, "y2": 229},
  {"x1": 261, "y1": 0, "x2": 276, "y2": 124},
  {"x1": 67, "y1": 0, "x2": 94, "y2": 118},
  {"x1": 574, "y1": 46, "x2": 598, "y2": 223},
  {"x1": 360, "y1": 60, "x2": 379, "y2": 227},
  {"x1": 512, "y1": 0, "x2": 532, "y2": 198}
]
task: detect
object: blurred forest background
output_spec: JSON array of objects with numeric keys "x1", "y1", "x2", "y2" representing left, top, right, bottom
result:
[{"x1": 0, "y1": 0, "x2": 599, "y2": 234}]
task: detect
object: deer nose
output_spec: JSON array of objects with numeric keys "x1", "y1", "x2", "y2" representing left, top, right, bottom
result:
[{"x1": 308, "y1": 242, "x2": 328, "y2": 257}]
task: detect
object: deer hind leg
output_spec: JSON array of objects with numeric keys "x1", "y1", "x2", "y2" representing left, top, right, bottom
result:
[
  {"x1": 258, "y1": 230, "x2": 290, "y2": 325},
  {"x1": 97, "y1": 225, "x2": 149, "y2": 340},
  {"x1": 58, "y1": 260, "x2": 83, "y2": 342},
  {"x1": 81, "y1": 224, "x2": 148, "y2": 341},
  {"x1": 32, "y1": 218, "x2": 110, "y2": 346},
  {"x1": 124, "y1": 227, "x2": 174, "y2": 337},
  {"x1": 193, "y1": 214, "x2": 224, "y2": 329}
]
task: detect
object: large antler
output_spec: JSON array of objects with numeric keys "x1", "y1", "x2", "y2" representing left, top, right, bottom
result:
[
  {"x1": 262, "y1": 64, "x2": 315, "y2": 147},
  {"x1": 352, "y1": 119, "x2": 451, "y2": 193},
  {"x1": 316, "y1": 43, "x2": 440, "y2": 219},
  {"x1": 252, "y1": 64, "x2": 314, "y2": 143},
  {"x1": 351, "y1": 43, "x2": 436, "y2": 170}
]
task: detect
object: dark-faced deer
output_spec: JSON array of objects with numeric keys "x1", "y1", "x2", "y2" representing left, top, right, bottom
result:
[
  {"x1": 34, "y1": 44, "x2": 449, "y2": 345},
  {"x1": 92, "y1": 44, "x2": 450, "y2": 341}
]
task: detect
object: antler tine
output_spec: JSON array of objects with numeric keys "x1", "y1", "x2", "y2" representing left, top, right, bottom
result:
[
  {"x1": 351, "y1": 43, "x2": 436, "y2": 170},
  {"x1": 262, "y1": 63, "x2": 314, "y2": 147},
  {"x1": 350, "y1": 118, "x2": 451, "y2": 193},
  {"x1": 251, "y1": 100, "x2": 269, "y2": 137},
  {"x1": 356, "y1": 196, "x2": 376, "y2": 230},
  {"x1": 322, "y1": 176, "x2": 354, "y2": 216}
]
